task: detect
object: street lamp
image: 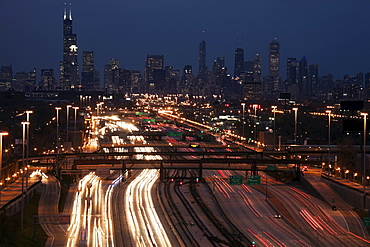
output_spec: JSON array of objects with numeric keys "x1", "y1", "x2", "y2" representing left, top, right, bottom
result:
[
  {"x1": 55, "y1": 107, "x2": 62, "y2": 176},
  {"x1": 66, "y1": 105, "x2": 71, "y2": 151},
  {"x1": 272, "y1": 106, "x2": 277, "y2": 150},
  {"x1": 25, "y1": 110, "x2": 32, "y2": 199},
  {"x1": 241, "y1": 103, "x2": 245, "y2": 139},
  {"x1": 73, "y1": 106, "x2": 79, "y2": 151},
  {"x1": 252, "y1": 104, "x2": 259, "y2": 144},
  {"x1": 21, "y1": 121, "x2": 29, "y2": 229},
  {"x1": 293, "y1": 107, "x2": 298, "y2": 144},
  {"x1": 361, "y1": 112, "x2": 368, "y2": 209},
  {"x1": 0, "y1": 131, "x2": 8, "y2": 207},
  {"x1": 326, "y1": 110, "x2": 331, "y2": 170}
]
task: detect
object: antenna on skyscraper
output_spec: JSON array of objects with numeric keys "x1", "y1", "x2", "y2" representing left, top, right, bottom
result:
[
  {"x1": 202, "y1": 30, "x2": 205, "y2": 41},
  {"x1": 241, "y1": 30, "x2": 244, "y2": 48},
  {"x1": 236, "y1": 32, "x2": 239, "y2": 48},
  {"x1": 64, "y1": 3, "x2": 67, "y2": 20},
  {"x1": 69, "y1": 3, "x2": 72, "y2": 20}
]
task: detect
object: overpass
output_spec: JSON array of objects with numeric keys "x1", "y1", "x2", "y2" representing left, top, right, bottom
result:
[{"x1": 68, "y1": 155, "x2": 315, "y2": 181}]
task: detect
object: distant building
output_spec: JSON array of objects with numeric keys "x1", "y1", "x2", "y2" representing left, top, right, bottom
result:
[
  {"x1": 165, "y1": 66, "x2": 180, "y2": 94},
  {"x1": 253, "y1": 54, "x2": 262, "y2": 82},
  {"x1": 299, "y1": 57, "x2": 308, "y2": 97},
  {"x1": 308, "y1": 64, "x2": 319, "y2": 97},
  {"x1": 145, "y1": 55, "x2": 164, "y2": 85},
  {"x1": 0, "y1": 65, "x2": 13, "y2": 90},
  {"x1": 130, "y1": 70, "x2": 143, "y2": 94},
  {"x1": 104, "y1": 59, "x2": 119, "y2": 94},
  {"x1": 60, "y1": 4, "x2": 79, "y2": 90},
  {"x1": 40, "y1": 68, "x2": 56, "y2": 90},
  {"x1": 81, "y1": 51, "x2": 100, "y2": 91},
  {"x1": 151, "y1": 69, "x2": 166, "y2": 94},
  {"x1": 268, "y1": 39, "x2": 280, "y2": 79},
  {"x1": 286, "y1": 58, "x2": 299, "y2": 85},
  {"x1": 234, "y1": 48, "x2": 244, "y2": 78},
  {"x1": 198, "y1": 40, "x2": 207, "y2": 78},
  {"x1": 13, "y1": 69, "x2": 36, "y2": 92},
  {"x1": 180, "y1": 65, "x2": 195, "y2": 95}
]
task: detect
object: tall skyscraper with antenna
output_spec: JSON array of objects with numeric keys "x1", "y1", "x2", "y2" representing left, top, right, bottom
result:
[
  {"x1": 234, "y1": 48, "x2": 244, "y2": 78},
  {"x1": 234, "y1": 33, "x2": 244, "y2": 78},
  {"x1": 198, "y1": 32, "x2": 207, "y2": 77},
  {"x1": 60, "y1": 3, "x2": 79, "y2": 90}
]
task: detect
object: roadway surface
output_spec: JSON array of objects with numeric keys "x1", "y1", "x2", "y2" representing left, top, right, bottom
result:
[
  {"x1": 304, "y1": 169, "x2": 369, "y2": 239},
  {"x1": 38, "y1": 175, "x2": 68, "y2": 247},
  {"x1": 0, "y1": 167, "x2": 41, "y2": 208}
]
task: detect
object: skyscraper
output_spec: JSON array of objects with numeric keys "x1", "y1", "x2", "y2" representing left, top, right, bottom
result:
[
  {"x1": 268, "y1": 39, "x2": 280, "y2": 79},
  {"x1": 286, "y1": 57, "x2": 298, "y2": 85},
  {"x1": 145, "y1": 55, "x2": 164, "y2": 83},
  {"x1": 198, "y1": 40, "x2": 207, "y2": 77},
  {"x1": 299, "y1": 57, "x2": 308, "y2": 96},
  {"x1": 81, "y1": 51, "x2": 100, "y2": 91},
  {"x1": 253, "y1": 54, "x2": 262, "y2": 82},
  {"x1": 308, "y1": 63, "x2": 319, "y2": 96},
  {"x1": 234, "y1": 48, "x2": 244, "y2": 78},
  {"x1": 104, "y1": 59, "x2": 119, "y2": 93},
  {"x1": 0, "y1": 65, "x2": 13, "y2": 90},
  {"x1": 40, "y1": 69, "x2": 56, "y2": 91},
  {"x1": 60, "y1": 3, "x2": 79, "y2": 90}
]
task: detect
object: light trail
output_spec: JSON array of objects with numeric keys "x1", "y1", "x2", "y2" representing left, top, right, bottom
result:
[
  {"x1": 125, "y1": 169, "x2": 171, "y2": 247},
  {"x1": 67, "y1": 173, "x2": 110, "y2": 247}
]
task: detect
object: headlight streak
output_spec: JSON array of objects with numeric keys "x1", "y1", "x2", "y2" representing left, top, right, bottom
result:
[
  {"x1": 125, "y1": 169, "x2": 171, "y2": 246},
  {"x1": 67, "y1": 172, "x2": 108, "y2": 247},
  {"x1": 105, "y1": 174, "x2": 123, "y2": 247}
]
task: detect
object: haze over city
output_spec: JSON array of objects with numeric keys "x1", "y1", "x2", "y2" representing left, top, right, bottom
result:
[{"x1": 2, "y1": 0, "x2": 370, "y2": 79}]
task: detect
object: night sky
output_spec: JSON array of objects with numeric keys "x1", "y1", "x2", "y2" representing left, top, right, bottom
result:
[{"x1": 1, "y1": 0, "x2": 370, "y2": 81}]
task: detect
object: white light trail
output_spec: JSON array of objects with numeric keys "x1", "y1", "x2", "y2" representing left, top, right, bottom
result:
[{"x1": 125, "y1": 169, "x2": 171, "y2": 247}]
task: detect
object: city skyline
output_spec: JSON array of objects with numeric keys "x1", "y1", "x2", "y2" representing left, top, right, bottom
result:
[{"x1": 1, "y1": 1, "x2": 370, "y2": 80}]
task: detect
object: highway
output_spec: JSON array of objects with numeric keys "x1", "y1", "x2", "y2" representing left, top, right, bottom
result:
[
  {"x1": 67, "y1": 172, "x2": 109, "y2": 247},
  {"x1": 201, "y1": 169, "x2": 312, "y2": 246},
  {"x1": 125, "y1": 169, "x2": 172, "y2": 246},
  {"x1": 0, "y1": 167, "x2": 41, "y2": 208},
  {"x1": 38, "y1": 175, "x2": 68, "y2": 247},
  {"x1": 36, "y1": 112, "x2": 370, "y2": 247}
]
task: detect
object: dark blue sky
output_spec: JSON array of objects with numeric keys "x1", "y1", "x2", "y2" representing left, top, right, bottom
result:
[{"x1": 1, "y1": 0, "x2": 370, "y2": 81}]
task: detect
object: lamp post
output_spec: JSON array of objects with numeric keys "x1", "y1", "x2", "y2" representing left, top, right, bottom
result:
[
  {"x1": 326, "y1": 110, "x2": 331, "y2": 172},
  {"x1": 272, "y1": 106, "x2": 277, "y2": 150},
  {"x1": 0, "y1": 131, "x2": 8, "y2": 207},
  {"x1": 21, "y1": 121, "x2": 29, "y2": 229},
  {"x1": 361, "y1": 112, "x2": 368, "y2": 210},
  {"x1": 55, "y1": 107, "x2": 61, "y2": 176},
  {"x1": 73, "y1": 107, "x2": 79, "y2": 151},
  {"x1": 25, "y1": 110, "x2": 32, "y2": 200},
  {"x1": 66, "y1": 105, "x2": 71, "y2": 151},
  {"x1": 252, "y1": 104, "x2": 259, "y2": 144},
  {"x1": 241, "y1": 103, "x2": 245, "y2": 139},
  {"x1": 293, "y1": 107, "x2": 298, "y2": 144}
]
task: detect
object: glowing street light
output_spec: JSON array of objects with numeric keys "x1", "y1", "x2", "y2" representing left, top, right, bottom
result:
[
  {"x1": 252, "y1": 104, "x2": 260, "y2": 143},
  {"x1": 0, "y1": 131, "x2": 8, "y2": 207},
  {"x1": 272, "y1": 106, "x2": 277, "y2": 150},
  {"x1": 73, "y1": 107, "x2": 79, "y2": 150},
  {"x1": 293, "y1": 107, "x2": 298, "y2": 144},
  {"x1": 241, "y1": 103, "x2": 245, "y2": 138},
  {"x1": 361, "y1": 112, "x2": 368, "y2": 209},
  {"x1": 25, "y1": 110, "x2": 32, "y2": 199},
  {"x1": 326, "y1": 110, "x2": 331, "y2": 169},
  {"x1": 21, "y1": 121, "x2": 29, "y2": 229},
  {"x1": 66, "y1": 105, "x2": 72, "y2": 151},
  {"x1": 55, "y1": 107, "x2": 62, "y2": 176}
]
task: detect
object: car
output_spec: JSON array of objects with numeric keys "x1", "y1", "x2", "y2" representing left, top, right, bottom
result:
[
  {"x1": 274, "y1": 214, "x2": 282, "y2": 218},
  {"x1": 301, "y1": 166, "x2": 308, "y2": 171}
]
